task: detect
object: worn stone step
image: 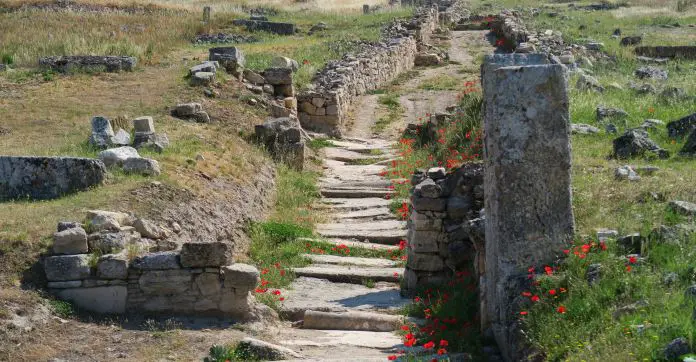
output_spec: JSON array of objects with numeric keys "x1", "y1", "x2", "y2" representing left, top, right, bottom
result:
[
  {"x1": 279, "y1": 328, "x2": 402, "y2": 351},
  {"x1": 317, "y1": 220, "x2": 406, "y2": 231},
  {"x1": 320, "y1": 188, "x2": 392, "y2": 198},
  {"x1": 318, "y1": 198, "x2": 392, "y2": 211},
  {"x1": 297, "y1": 238, "x2": 400, "y2": 251},
  {"x1": 319, "y1": 179, "x2": 394, "y2": 189},
  {"x1": 292, "y1": 264, "x2": 402, "y2": 284},
  {"x1": 280, "y1": 277, "x2": 407, "y2": 321},
  {"x1": 332, "y1": 207, "x2": 395, "y2": 220},
  {"x1": 303, "y1": 310, "x2": 403, "y2": 332},
  {"x1": 324, "y1": 148, "x2": 385, "y2": 163},
  {"x1": 302, "y1": 254, "x2": 399, "y2": 268},
  {"x1": 316, "y1": 229, "x2": 406, "y2": 245}
]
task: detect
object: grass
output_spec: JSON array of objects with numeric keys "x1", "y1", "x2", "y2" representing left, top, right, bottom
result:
[
  {"x1": 418, "y1": 74, "x2": 461, "y2": 91},
  {"x1": 373, "y1": 91, "x2": 404, "y2": 133}
]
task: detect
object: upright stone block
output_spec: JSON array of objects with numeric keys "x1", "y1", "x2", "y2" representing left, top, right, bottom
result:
[
  {"x1": 481, "y1": 57, "x2": 574, "y2": 360},
  {"x1": 202, "y1": 6, "x2": 211, "y2": 22}
]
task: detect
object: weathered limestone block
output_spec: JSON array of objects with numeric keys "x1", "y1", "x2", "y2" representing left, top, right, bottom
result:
[
  {"x1": 243, "y1": 69, "x2": 265, "y2": 84},
  {"x1": 88, "y1": 230, "x2": 140, "y2": 254},
  {"x1": 271, "y1": 56, "x2": 299, "y2": 72},
  {"x1": 98, "y1": 147, "x2": 140, "y2": 168},
  {"x1": 133, "y1": 116, "x2": 155, "y2": 134},
  {"x1": 39, "y1": 56, "x2": 136, "y2": 73},
  {"x1": 139, "y1": 269, "x2": 192, "y2": 294},
  {"x1": 0, "y1": 157, "x2": 107, "y2": 201},
  {"x1": 264, "y1": 67, "x2": 293, "y2": 85},
  {"x1": 209, "y1": 47, "x2": 245, "y2": 74},
  {"x1": 222, "y1": 263, "x2": 260, "y2": 291},
  {"x1": 411, "y1": 196, "x2": 447, "y2": 212},
  {"x1": 122, "y1": 157, "x2": 161, "y2": 176},
  {"x1": 44, "y1": 254, "x2": 91, "y2": 281},
  {"x1": 482, "y1": 58, "x2": 574, "y2": 360},
  {"x1": 410, "y1": 211, "x2": 442, "y2": 231},
  {"x1": 52, "y1": 227, "x2": 88, "y2": 255},
  {"x1": 86, "y1": 210, "x2": 132, "y2": 231},
  {"x1": 179, "y1": 242, "x2": 233, "y2": 268},
  {"x1": 133, "y1": 218, "x2": 165, "y2": 239},
  {"x1": 97, "y1": 253, "x2": 128, "y2": 279},
  {"x1": 407, "y1": 229, "x2": 442, "y2": 253},
  {"x1": 54, "y1": 286, "x2": 127, "y2": 314},
  {"x1": 131, "y1": 251, "x2": 181, "y2": 270},
  {"x1": 407, "y1": 251, "x2": 445, "y2": 271},
  {"x1": 195, "y1": 272, "x2": 222, "y2": 296}
]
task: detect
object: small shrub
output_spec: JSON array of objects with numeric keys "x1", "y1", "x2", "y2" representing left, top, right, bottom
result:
[
  {"x1": 307, "y1": 138, "x2": 333, "y2": 150},
  {"x1": 1, "y1": 53, "x2": 13, "y2": 65},
  {"x1": 258, "y1": 221, "x2": 312, "y2": 244},
  {"x1": 204, "y1": 344, "x2": 237, "y2": 362},
  {"x1": 48, "y1": 299, "x2": 74, "y2": 318}
]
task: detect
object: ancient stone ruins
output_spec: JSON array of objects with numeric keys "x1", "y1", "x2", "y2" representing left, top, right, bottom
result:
[{"x1": 3, "y1": 0, "x2": 696, "y2": 360}]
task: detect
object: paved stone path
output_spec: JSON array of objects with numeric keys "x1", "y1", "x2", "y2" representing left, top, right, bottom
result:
[{"x1": 275, "y1": 30, "x2": 490, "y2": 360}]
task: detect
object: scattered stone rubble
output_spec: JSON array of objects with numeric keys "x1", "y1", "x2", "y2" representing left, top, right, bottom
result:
[
  {"x1": 171, "y1": 102, "x2": 211, "y2": 123},
  {"x1": 613, "y1": 129, "x2": 670, "y2": 159},
  {"x1": 254, "y1": 117, "x2": 306, "y2": 170},
  {"x1": 44, "y1": 210, "x2": 267, "y2": 319},
  {"x1": 192, "y1": 33, "x2": 258, "y2": 44}
]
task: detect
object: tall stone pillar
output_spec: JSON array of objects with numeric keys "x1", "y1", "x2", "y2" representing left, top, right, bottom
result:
[
  {"x1": 481, "y1": 55, "x2": 575, "y2": 361},
  {"x1": 203, "y1": 6, "x2": 211, "y2": 23}
]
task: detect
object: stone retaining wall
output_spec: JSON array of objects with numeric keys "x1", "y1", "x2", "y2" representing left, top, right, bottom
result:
[
  {"x1": 0, "y1": 156, "x2": 107, "y2": 201},
  {"x1": 39, "y1": 56, "x2": 136, "y2": 73},
  {"x1": 402, "y1": 164, "x2": 484, "y2": 296},
  {"x1": 296, "y1": 6, "x2": 442, "y2": 136},
  {"x1": 489, "y1": 10, "x2": 528, "y2": 50}
]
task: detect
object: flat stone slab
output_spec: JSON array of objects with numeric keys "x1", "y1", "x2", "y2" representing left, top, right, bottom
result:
[
  {"x1": 281, "y1": 277, "x2": 408, "y2": 320},
  {"x1": 317, "y1": 220, "x2": 406, "y2": 231},
  {"x1": 332, "y1": 207, "x2": 395, "y2": 220},
  {"x1": 279, "y1": 329, "x2": 401, "y2": 350},
  {"x1": 319, "y1": 179, "x2": 394, "y2": 188},
  {"x1": 291, "y1": 265, "x2": 402, "y2": 284},
  {"x1": 319, "y1": 198, "x2": 392, "y2": 211},
  {"x1": 297, "y1": 238, "x2": 399, "y2": 251},
  {"x1": 303, "y1": 310, "x2": 402, "y2": 332},
  {"x1": 320, "y1": 189, "x2": 392, "y2": 198},
  {"x1": 324, "y1": 148, "x2": 383, "y2": 163},
  {"x1": 302, "y1": 254, "x2": 399, "y2": 268},
  {"x1": 315, "y1": 230, "x2": 406, "y2": 245}
]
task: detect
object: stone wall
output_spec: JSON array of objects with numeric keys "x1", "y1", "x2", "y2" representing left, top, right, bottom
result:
[
  {"x1": 0, "y1": 156, "x2": 107, "y2": 201},
  {"x1": 296, "y1": 6, "x2": 442, "y2": 136},
  {"x1": 44, "y1": 213, "x2": 262, "y2": 319},
  {"x1": 232, "y1": 19, "x2": 296, "y2": 35},
  {"x1": 39, "y1": 56, "x2": 136, "y2": 73},
  {"x1": 402, "y1": 164, "x2": 484, "y2": 296},
  {"x1": 635, "y1": 46, "x2": 696, "y2": 60},
  {"x1": 489, "y1": 10, "x2": 529, "y2": 50}
]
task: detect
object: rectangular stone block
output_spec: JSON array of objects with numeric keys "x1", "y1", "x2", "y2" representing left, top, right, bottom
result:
[
  {"x1": 407, "y1": 250, "x2": 444, "y2": 272},
  {"x1": 52, "y1": 227, "x2": 88, "y2": 255},
  {"x1": 482, "y1": 58, "x2": 575, "y2": 360},
  {"x1": 179, "y1": 242, "x2": 232, "y2": 268},
  {"x1": 97, "y1": 253, "x2": 128, "y2": 279},
  {"x1": 54, "y1": 286, "x2": 127, "y2": 314},
  {"x1": 47, "y1": 280, "x2": 82, "y2": 289},
  {"x1": 132, "y1": 116, "x2": 155, "y2": 134},
  {"x1": 139, "y1": 269, "x2": 192, "y2": 295},
  {"x1": 44, "y1": 254, "x2": 91, "y2": 281},
  {"x1": 407, "y1": 229, "x2": 441, "y2": 253},
  {"x1": 411, "y1": 196, "x2": 447, "y2": 212},
  {"x1": 222, "y1": 264, "x2": 260, "y2": 291},
  {"x1": 410, "y1": 212, "x2": 442, "y2": 231}
]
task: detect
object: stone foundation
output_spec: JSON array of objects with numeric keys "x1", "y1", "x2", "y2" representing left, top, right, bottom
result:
[
  {"x1": 0, "y1": 156, "x2": 107, "y2": 201},
  {"x1": 39, "y1": 56, "x2": 136, "y2": 73},
  {"x1": 636, "y1": 46, "x2": 696, "y2": 60}
]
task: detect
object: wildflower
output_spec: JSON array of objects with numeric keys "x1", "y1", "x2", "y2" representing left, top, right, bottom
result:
[
  {"x1": 405, "y1": 333, "x2": 414, "y2": 340},
  {"x1": 399, "y1": 240, "x2": 408, "y2": 250},
  {"x1": 393, "y1": 272, "x2": 399, "y2": 277},
  {"x1": 521, "y1": 291, "x2": 532, "y2": 297},
  {"x1": 520, "y1": 311, "x2": 528, "y2": 316},
  {"x1": 261, "y1": 279, "x2": 269, "y2": 286},
  {"x1": 439, "y1": 340, "x2": 449, "y2": 347},
  {"x1": 404, "y1": 338, "x2": 415, "y2": 347},
  {"x1": 280, "y1": 270, "x2": 286, "y2": 276},
  {"x1": 581, "y1": 244, "x2": 591, "y2": 253},
  {"x1": 414, "y1": 296, "x2": 421, "y2": 302},
  {"x1": 531, "y1": 295, "x2": 540, "y2": 302},
  {"x1": 400, "y1": 325, "x2": 410, "y2": 331},
  {"x1": 628, "y1": 256, "x2": 637, "y2": 264},
  {"x1": 544, "y1": 266, "x2": 553, "y2": 276},
  {"x1": 599, "y1": 241, "x2": 607, "y2": 251},
  {"x1": 557, "y1": 305, "x2": 567, "y2": 314},
  {"x1": 423, "y1": 341, "x2": 435, "y2": 349},
  {"x1": 626, "y1": 265, "x2": 632, "y2": 272},
  {"x1": 437, "y1": 348, "x2": 447, "y2": 355},
  {"x1": 548, "y1": 289, "x2": 556, "y2": 296},
  {"x1": 279, "y1": 297, "x2": 285, "y2": 301},
  {"x1": 272, "y1": 290, "x2": 281, "y2": 296},
  {"x1": 388, "y1": 356, "x2": 397, "y2": 361},
  {"x1": 563, "y1": 249, "x2": 570, "y2": 255}
]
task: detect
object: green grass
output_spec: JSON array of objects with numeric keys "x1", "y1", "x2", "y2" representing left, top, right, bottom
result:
[
  {"x1": 307, "y1": 137, "x2": 334, "y2": 150},
  {"x1": 373, "y1": 91, "x2": 404, "y2": 133},
  {"x1": 418, "y1": 74, "x2": 461, "y2": 91},
  {"x1": 47, "y1": 299, "x2": 75, "y2": 318}
]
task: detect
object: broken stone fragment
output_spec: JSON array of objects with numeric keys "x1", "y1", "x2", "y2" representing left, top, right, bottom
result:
[
  {"x1": 179, "y1": 241, "x2": 233, "y2": 268},
  {"x1": 98, "y1": 146, "x2": 140, "y2": 168},
  {"x1": 44, "y1": 254, "x2": 91, "y2": 281},
  {"x1": 122, "y1": 158, "x2": 161, "y2": 176},
  {"x1": 52, "y1": 227, "x2": 88, "y2": 255}
]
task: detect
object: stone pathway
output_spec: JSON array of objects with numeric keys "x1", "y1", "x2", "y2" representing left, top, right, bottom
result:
[{"x1": 275, "y1": 30, "x2": 491, "y2": 360}]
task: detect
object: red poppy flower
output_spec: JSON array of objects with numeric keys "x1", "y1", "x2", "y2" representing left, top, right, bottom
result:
[
  {"x1": 531, "y1": 295, "x2": 540, "y2": 302},
  {"x1": 628, "y1": 256, "x2": 637, "y2": 264},
  {"x1": 560, "y1": 287, "x2": 567, "y2": 293},
  {"x1": 548, "y1": 289, "x2": 556, "y2": 296},
  {"x1": 437, "y1": 348, "x2": 447, "y2": 355},
  {"x1": 423, "y1": 341, "x2": 435, "y2": 349},
  {"x1": 387, "y1": 356, "x2": 397, "y2": 361},
  {"x1": 439, "y1": 339, "x2": 448, "y2": 347},
  {"x1": 272, "y1": 290, "x2": 281, "y2": 295},
  {"x1": 521, "y1": 291, "x2": 532, "y2": 297},
  {"x1": 557, "y1": 305, "x2": 567, "y2": 314},
  {"x1": 400, "y1": 325, "x2": 409, "y2": 331},
  {"x1": 279, "y1": 297, "x2": 285, "y2": 301},
  {"x1": 544, "y1": 266, "x2": 553, "y2": 276},
  {"x1": 519, "y1": 311, "x2": 528, "y2": 316},
  {"x1": 626, "y1": 265, "x2": 632, "y2": 272}
]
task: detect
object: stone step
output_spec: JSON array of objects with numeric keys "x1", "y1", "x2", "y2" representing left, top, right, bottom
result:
[
  {"x1": 332, "y1": 207, "x2": 395, "y2": 221},
  {"x1": 324, "y1": 148, "x2": 385, "y2": 163},
  {"x1": 319, "y1": 179, "x2": 394, "y2": 189},
  {"x1": 279, "y1": 328, "x2": 402, "y2": 351},
  {"x1": 317, "y1": 220, "x2": 406, "y2": 231},
  {"x1": 292, "y1": 264, "x2": 402, "y2": 284},
  {"x1": 301, "y1": 254, "x2": 399, "y2": 268},
  {"x1": 316, "y1": 229, "x2": 406, "y2": 245},
  {"x1": 297, "y1": 238, "x2": 400, "y2": 251},
  {"x1": 320, "y1": 189, "x2": 392, "y2": 198},
  {"x1": 318, "y1": 198, "x2": 392, "y2": 211},
  {"x1": 302, "y1": 310, "x2": 403, "y2": 332},
  {"x1": 280, "y1": 277, "x2": 407, "y2": 321}
]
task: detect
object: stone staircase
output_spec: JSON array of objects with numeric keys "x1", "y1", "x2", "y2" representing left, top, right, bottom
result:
[{"x1": 278, "y1": 138, "x2": 410, "y2": 361}]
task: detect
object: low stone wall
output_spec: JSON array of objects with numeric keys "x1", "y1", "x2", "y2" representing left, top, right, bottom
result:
[
  {"x1": 635, "y1": 46, "x2": 696, "y2": 60},
  {"x1": 44, "y1": 213, "x2": 261, "y2": 319},
  {"x1": 402, "y1": 164, "x2": 484, "y2": 296},
  {"x1": 297, "y1": 6, "x2": 442, "y2": 136},
  {"x1": 489, "y1": 10, "x2": 529, "y2": 50},
  {"x1": 232, "y1": 19, "x2": 296, "y2": 35},
  {"x1": 39, "y1": 56, "x2": 136, "y2": 73},
  {"x1": 0, "y1": 156, "x2": 107, "y2": 201}
]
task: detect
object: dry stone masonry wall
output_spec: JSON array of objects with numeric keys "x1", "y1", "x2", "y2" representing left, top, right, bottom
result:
[
  {"x1": 44, "y1": 210, "x2": 264, "y2": 320},
  {"x1": 402, "y1": 164, "x2": 484, "y2": 296},
  {"x1": 297, "y1": 6, "x2": 443, "y2": 136}
]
